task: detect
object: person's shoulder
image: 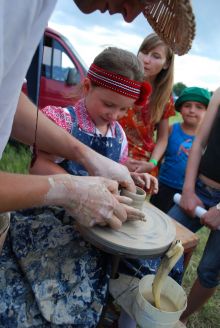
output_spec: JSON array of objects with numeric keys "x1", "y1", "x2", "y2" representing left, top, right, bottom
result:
[
  {"x1": 169, "y1": 122, "x2": 182, "y2": 135},
  {"x1": 41, "y1": 105, "x2": 73, "y2": 132},
  {"x1": 41, "y1": 105, "x2": 65, "y2": 114}
]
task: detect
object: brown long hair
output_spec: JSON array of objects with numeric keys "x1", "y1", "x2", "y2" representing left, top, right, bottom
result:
[{"x1": 138, "y1": 33, "x2": 174, "y2": 124}]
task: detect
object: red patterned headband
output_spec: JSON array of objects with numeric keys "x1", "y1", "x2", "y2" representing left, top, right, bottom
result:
[{"x1": 87, "y1": 63, "x2": 151, "y2": 106}]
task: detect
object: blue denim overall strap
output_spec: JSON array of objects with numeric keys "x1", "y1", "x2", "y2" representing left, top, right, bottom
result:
[{"x1": 60, "y1": 106, "x2": 123, "y2": 176}]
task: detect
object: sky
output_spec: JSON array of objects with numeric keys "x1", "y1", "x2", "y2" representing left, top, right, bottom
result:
[{"x1": 49, "y1": 0, "x2": 220, "y2": 92}]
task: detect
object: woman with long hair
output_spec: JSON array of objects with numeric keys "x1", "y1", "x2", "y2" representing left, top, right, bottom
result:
[{"x1": 120, "y1": 33, "x2": 175, "y2": 176}]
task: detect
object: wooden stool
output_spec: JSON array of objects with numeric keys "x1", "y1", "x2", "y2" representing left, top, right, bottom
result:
[{"x1": 171, "y1": 218, "x2": 199, "y2": 270}]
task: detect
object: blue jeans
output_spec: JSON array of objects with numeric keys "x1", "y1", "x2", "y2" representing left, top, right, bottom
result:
[{"x1": 168, "y1": 179, "x2": 220, "y2": 288}]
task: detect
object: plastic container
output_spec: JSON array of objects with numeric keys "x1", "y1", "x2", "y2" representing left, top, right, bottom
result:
[{"x1": 133, "y1": 274, "x2": 187, "y2": 328}]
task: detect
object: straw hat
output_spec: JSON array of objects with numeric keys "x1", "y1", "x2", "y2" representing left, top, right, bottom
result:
[{"x1": 142, "y1": 0, "x2": 196, "y2": 55}]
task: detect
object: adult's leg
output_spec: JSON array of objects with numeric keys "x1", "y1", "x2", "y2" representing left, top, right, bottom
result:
[{"x1": 181, "y1": 229, "x2": 220, "y2": 323}]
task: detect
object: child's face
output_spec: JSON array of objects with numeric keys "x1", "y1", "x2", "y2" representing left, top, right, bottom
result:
[
  {"x1": 180, "y1": 101, "x2": 206, "y2": 127},
  {"x1": 137, "y1": 44, "x2": 168, "y2": 82},
  {"x1": 83, "y1": 79, "x2": 135, "y2": 128}
]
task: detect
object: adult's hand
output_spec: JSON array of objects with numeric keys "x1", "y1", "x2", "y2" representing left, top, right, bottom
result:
[
  {"x1": 45, "y1": 175, "x2": 127, "y2": 229},
  {"x1": 180, "y1": 189, "x2": 204, "y2": 217},
  {"x1": 115, "y1": 195, "x2": 145, "y2": 221},
  {"x1": 200, "y1": 206, "x2": 220, "y2": 230},
  {"x1": 83, "y1": 152, "x2": 136, "y2": 192}
]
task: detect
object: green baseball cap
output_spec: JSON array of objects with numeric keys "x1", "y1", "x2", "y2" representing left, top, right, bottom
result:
[{"x1": 175, "y1": 87, "x2": 211, "y2": 111}]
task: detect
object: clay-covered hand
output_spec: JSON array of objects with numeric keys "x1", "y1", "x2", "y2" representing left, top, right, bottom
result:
[
  {"x1": 200, "y1": 206, "x2": 220, "y2": 230},
  {"x1": 84, "y1": 153, "x2": 136, "y2": 192},
  {"x1": 45, "y1": 174, "x2": 127, "y2": 229},
  {"x1": 130, "y1": 172, "x2": 158, "y2": 194},
  {"x1": 115, "y1": 195, "x2": 145, "y2": 221},
  {"x1": 180, "y1": 189, "x2": 204, "y2": 217}
]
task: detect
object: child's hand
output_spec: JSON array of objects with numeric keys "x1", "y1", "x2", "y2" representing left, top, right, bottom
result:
[
  {"x1": 130, "y1": 172, "x2": 158, "y2": 195},
  {"x1": 125, "y1": 158, "x2": 154, "y2": 173},
  {"x1": 134, "y1": 160, "x2": 155, "y2": 173}
]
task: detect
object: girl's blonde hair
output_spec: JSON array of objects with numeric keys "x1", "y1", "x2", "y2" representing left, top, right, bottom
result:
[{"x1": 138, "y1": 33, "x2": 174, "y2": 124}]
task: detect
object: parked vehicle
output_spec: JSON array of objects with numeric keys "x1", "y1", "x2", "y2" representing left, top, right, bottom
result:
[{"x1": 23, "y1": 27, "x2": 87, "y2": 108}]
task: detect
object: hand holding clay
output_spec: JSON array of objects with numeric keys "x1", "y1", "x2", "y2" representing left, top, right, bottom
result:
[
  {"x1": 115, "y1": 194, "x2": 145, "y2": 221},
  {"x1": 130, "y1": 172, "x2": 158, "y2": 194},
  {"x1": 120, "y1": 186, "x2": 147, "y2": 222},
  {"x1": 45, "y1": 174, "x2": 127, "y2": 230},
  {"x1": 82, "y1": 151, "x2": 136, "y2": 192}
]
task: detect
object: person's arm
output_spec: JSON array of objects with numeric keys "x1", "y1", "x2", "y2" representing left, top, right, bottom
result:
[
  {"x1": 11, "y1": 92, "x2": 135, "y2": 191},
  {"x1": 181, "y1": 87, "x2": 220, "y2": 216},
  {"x1": 0, "y1": 172, "x2": 129, "y2": 229},
  {"x1": 149, "y1": 118, "x2": 169, "y2": 166},
  {"x1": 29, "y1": 150, "x2": 67, "y2": 175},
  {"x1": 200, "y1": 205, "x2": 220, "y2": 230},
  {"x1": 133, "y1": 118, "x2": 169, "y2": 173}
]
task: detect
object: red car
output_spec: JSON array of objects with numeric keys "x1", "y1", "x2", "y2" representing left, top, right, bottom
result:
[{"x1": 23, "y1": 27, "x2": 87, "y2": 108}]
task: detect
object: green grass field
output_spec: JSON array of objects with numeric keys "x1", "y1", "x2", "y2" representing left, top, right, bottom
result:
[{"x1": 0, "y1": 141, "x2": 219, "y2": 327}]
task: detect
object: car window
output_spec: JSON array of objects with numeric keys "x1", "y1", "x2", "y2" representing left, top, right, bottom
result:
[{"x1": 42, "y1": 35, "x2": 79, "y2": 83}]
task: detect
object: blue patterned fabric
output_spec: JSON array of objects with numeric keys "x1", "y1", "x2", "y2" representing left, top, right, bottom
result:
[
  {"x1": 60, "y1": 106, "x2": 123, "y2": 176},
  {"x1": 0, "y1": 207, "x2": 111, "y2": 327}
]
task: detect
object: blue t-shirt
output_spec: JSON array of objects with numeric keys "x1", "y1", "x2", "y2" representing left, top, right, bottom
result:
[{"x1": 159, "y1": 123, "x2": 195, "y2": 190}]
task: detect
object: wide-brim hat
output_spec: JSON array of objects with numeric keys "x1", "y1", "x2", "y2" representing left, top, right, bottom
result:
[
  {"x1": 143, "y1": 0, "x2": 196, "y2": 56},
  {"x1": 175, "y1": 87, "x2": 211, "y2": 111}
]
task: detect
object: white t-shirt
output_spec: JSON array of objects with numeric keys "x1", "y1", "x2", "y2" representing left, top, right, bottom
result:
[{"x1": 0, "y1": 0, "x2": 57, "y2": 158}]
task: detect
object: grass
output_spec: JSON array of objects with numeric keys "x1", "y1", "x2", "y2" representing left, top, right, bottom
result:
[
  {"x1": 0, "y1": 141, "x2": 219, "y2": 327},
  {"x1": 0, "y1": 141, "x2": 31, "y2": 173}
]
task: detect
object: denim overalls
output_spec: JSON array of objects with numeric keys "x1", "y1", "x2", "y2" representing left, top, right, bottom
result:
[{"x1": 60, "y1": 106, "x2": 123, "y2": 176}]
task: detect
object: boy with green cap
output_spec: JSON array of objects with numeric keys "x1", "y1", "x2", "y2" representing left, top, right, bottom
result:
[{"x1": 151, "y1": 86, "x2": 211, "y2": 213}]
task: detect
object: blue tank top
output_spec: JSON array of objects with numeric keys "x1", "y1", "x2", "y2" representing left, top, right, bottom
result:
[
  {"x1": 159, "y1": 123, "x2": 195, "y2": 190},
  {"x1": 60, "y1": 106, "x2": 123, "y2": 176}
]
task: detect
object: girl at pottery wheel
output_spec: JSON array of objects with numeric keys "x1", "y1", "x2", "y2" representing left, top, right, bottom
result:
[
  {"x1": 33, "y1": 46, "x2": 183, "y2": 328},
  {"x1": 0, "y1": 47, "x2": 158, "y2": 328}
]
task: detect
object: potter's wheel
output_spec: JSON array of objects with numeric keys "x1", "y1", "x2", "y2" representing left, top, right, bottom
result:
[{"x1": 79, "y1": 202, "x2": 176, "y2": 258}]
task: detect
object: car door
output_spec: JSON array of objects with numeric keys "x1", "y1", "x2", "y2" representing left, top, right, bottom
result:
[{"x1": 39, "y1": 31, "x2": 86, "y2": 108}]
